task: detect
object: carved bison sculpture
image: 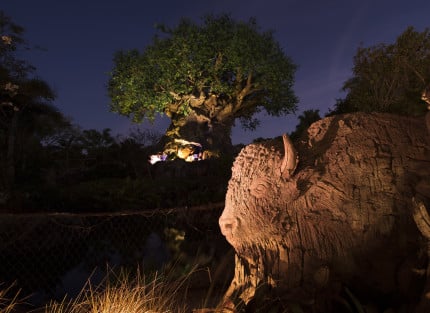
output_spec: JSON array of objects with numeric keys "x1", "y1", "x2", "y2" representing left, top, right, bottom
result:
[{"x1": 218, "y1": 112, "x2": 430, "y2": 312}]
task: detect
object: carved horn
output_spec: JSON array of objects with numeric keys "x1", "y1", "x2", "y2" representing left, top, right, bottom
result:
[{"x1": 280, "y1": 133, "x2": 298, "y2": 180}]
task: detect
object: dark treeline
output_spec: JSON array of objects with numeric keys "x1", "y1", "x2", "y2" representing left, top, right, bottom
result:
[
  {"x1": 0, "y1": 109, "x2": 236, "y2": 212},
  {"x1": 1, "y1": 122, "x2": 207, "y2": 212}
]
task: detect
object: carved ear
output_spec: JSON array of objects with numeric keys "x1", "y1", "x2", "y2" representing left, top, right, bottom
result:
[{"x1": 280, "y1": 133, "x2": 298, "y2": 180}]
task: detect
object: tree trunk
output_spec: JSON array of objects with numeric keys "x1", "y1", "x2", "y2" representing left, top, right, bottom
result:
[{"x1": 163, "y1": 112, "x2": 233, "y2": 158}]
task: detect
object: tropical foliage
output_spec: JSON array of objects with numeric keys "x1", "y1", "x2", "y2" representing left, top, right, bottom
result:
[
  {"x1": 0, "y1": 11, "x2": 70, "y2": 200},
  {"x1": 332, "y1": 26, "x2": 430, "y2": 115}
]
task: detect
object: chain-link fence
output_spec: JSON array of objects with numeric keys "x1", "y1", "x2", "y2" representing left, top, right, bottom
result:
[{"x1": 0, "y1": 203, "x2": 234, "y2": 308}]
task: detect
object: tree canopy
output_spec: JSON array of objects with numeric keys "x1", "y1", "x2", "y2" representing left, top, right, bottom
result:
[
  {"x1": 108, "y1": 14, "x2": 297, "y2": 155},
  {"x1": 332, "y1": 26, "x2": 430, "y2": 116}
]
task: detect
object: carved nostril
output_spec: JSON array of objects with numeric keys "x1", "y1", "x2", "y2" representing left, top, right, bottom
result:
[{"x1": 219, "y1": 217, "x2": 237, "y2": 236}]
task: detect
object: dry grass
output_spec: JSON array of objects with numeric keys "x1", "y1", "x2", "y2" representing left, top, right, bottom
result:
[
  {"x1": 0, "y1": 273, "x2": 376, "y2": 313},
  {"x1": 43, "y1": 269, "x2": 192, "y2": 313},
  {"x1": 1, "y1": 264, "x2": 223, "y2": 313},
  {"x1": 0, "y1": 282, "x2": 21, "y2": 313}
]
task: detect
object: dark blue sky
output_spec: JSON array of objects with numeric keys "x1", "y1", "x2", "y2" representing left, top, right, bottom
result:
[{"x1": 2, "y1": 0, "x2": 430, "y2": 144}]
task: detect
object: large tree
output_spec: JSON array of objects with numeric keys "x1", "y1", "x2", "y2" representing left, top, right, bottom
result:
[
  {"x1": 332, "y1": 26, "x2": 430, "y2": 116},
  {"x1": 108, "y1": 14, "x2": 297, "y2": 156}
]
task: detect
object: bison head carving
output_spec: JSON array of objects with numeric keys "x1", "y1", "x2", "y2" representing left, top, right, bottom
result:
[
  {"x1": 219, "y1": 134, "x2": 299, "y2": 251},
  {"x1": 217, "y1": 113, "x2": 430, "y2": 312}
]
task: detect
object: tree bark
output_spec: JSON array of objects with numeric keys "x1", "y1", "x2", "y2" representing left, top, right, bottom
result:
[{"x1": 163, "y1": 111, "x2": 233, "y2": 157}]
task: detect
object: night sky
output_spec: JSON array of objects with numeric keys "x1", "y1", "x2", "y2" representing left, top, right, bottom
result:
[{"x1": 2, "y1": 0, "x2": 430, "y2": 144}]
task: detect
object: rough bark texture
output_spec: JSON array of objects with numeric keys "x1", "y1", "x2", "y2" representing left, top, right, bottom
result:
[
  {"x1": 218, "y1": 112, "x2": 430, "y2": 312},
  {"x1": 163, "y1": 111, "x2": 233, "y2": 157}
]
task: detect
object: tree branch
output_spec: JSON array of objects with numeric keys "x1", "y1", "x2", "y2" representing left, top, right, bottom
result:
[
  {"x1": 188, "y1": 93, "x2": 206, "y2": 108},
  {"x1": 169, "y1": 91, "x2": 181, "y2": 101},
  {"x1": 237, "y1": 73, "x2": 253, "y2": 106}
]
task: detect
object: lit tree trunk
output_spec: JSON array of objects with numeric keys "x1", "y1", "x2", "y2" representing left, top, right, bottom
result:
[{"x1": 163, "y1": 111, "x2": 233, "y2": 158}]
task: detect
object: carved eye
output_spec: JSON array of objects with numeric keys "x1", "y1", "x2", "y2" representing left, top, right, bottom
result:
[{"x1": 250, "y1": 177, "x2": 271, "y2": 199}]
